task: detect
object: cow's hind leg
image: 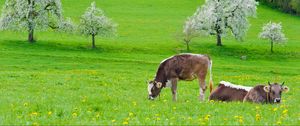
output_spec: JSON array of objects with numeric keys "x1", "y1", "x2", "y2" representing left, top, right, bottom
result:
[
  {"x1": 170, "y1": 78, "x2": 178, "y2": 101},
  {"x1": 198, "y1": 73, "x2": 207, "y2": 101}
]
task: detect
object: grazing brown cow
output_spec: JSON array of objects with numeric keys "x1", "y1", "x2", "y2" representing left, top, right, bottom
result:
[
  {"x1": 243, "y1": 82, "x2": 289, "y2": 104},
  {"x1": 209, "y1": 81, "x2": 252, "y2": 102},
  {"x1": 147, "y1": 53, "x2": 213, "y2": 101}
]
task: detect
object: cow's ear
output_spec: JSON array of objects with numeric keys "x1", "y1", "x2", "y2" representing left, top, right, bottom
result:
[
  {"x1": 156, "y1": 82, "x2": 162, "y2": 88},
  {"x1": 282, "y1": 86, "x2": 289, "y2": 93},
  {"x1": 263, "y1": 86, "x2": 270, "y2": 93}
]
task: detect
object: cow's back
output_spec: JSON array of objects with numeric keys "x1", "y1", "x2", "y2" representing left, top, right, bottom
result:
[
  {"x1": 209, "y1": 83, "x2": 249, "y2": 102},
  {"x1": 163, "y1": 54, "x2": 210, "y2": 79}
]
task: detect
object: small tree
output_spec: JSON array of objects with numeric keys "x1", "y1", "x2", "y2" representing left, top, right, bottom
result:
[
  {"x1": 189, "y1": 0, "x2": 258, "y2": 46},
  {"x1": 182, "y1": 12, "x2": 201, "y2": 51},
  {"x1": 259, "y1": 22, "x2": 287, "y2": 53},
  {"x1": 0, "y1": 0, "x2": 73, "y2": 43},
  {"x1": 79, "y1": 2, "x2": 117, "y2": 49}
]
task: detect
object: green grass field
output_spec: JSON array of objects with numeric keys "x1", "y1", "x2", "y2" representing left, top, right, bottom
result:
[{"x1": 0, "y1": 0, "x2": 299, "y2": 125}]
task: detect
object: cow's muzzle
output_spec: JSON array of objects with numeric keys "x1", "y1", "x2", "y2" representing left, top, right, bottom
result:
[
  {"x1": 274, "y1": 98, "x2": 281, "y2": 103},
  {"x1": 148, "y1": 96, "x2": 155, "y2": 100}
]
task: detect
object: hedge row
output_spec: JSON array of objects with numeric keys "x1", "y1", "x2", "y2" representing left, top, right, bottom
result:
[{"x1": 257, "y1": 0, "x2": 300, "y2": 15}]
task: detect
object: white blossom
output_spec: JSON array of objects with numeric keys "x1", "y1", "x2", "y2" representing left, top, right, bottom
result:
[
  {"x1": 0, "y1": 0, "x2": 74, "y2": 42},
  {"x1": 259, "y1": 22, "x2": 287, "y2": 53},
  {"x1": 185, "y1": 0, "x2": 258, "y2": 45},
  {"x1": 259, "y1": 22, "x2": 287, "y2": 43},
  {"x1": 78, "y1": 2, "x2": 117, "y2": 37},
  {"x1": 78, "y1": 2, "x2": 117, "y2": 48}
]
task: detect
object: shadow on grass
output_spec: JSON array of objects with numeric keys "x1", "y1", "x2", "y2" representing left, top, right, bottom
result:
[
  {"x1": 1, "y1": 39, "x2": 299, "y2": 61},
  {"x1": 0, "y1": 39, "x2": 163, "y2": 55},
  {"x1": 1, "y1": 39, "x2": 106, "y2": 53},
  {"x1": 187, "y1": 42, "x2": 300, "y2": 60}
]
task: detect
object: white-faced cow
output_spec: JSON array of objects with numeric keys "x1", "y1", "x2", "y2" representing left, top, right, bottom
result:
[
  {"x1": 243, "y1": 82, "x2": 289, "y2": 104},
  {"x1": 209, "y1": 81, "x2": 252, "y2": 102},
  {"x1": 147, "y1": 53, "x2": 213, "y2": 101}
]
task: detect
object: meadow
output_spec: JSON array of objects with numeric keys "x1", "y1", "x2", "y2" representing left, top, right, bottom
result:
[{"x1": 0, "y1": 0, "x2": 299, "y2": 125}]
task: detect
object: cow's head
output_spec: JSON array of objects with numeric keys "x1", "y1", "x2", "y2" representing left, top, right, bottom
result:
[
  {"x1": 147, "y1": 81, "x2": 163, "y2": 100},
  {"x1": 263, "y1": 82, "x2": 289, "y2": 103}
]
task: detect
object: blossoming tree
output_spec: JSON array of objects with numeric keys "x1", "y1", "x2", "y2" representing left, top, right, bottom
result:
[
  {"x1": 182, "y1": 9, "x2": 201, "y2": 51},
  {"x1": 79, "y1": 2, "x2": 117, "y2": 48},
  {"x1": 259, "y1": 22, "x2": 287, "y2": 53},
  {"x1": 186, "y1": 0, "x2": 258, "y2": 46},
  {"x1": 0, "y1": 0, "x2": 74, "y2": 43}
]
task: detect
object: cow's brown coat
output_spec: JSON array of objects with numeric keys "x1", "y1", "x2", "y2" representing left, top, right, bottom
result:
[
  {"x1": 209, "y1": 83, "x2": 249, "y2": 102},
  {"x1": 148, "y1": 53, "x2": 213, "y2": 101},
  {"x1": 243, "y1": 82, "x2": 289, "y2": 104}
]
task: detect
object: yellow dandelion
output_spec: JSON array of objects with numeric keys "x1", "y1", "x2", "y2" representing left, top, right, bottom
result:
[
  {"x1": 122, "y1": 121, "x2": 129, "y2": 125},
  {"x1": 155, "y1": 114, "x2": 160, "y2": 117},
  {"x1": 276, "y1": 121, "x2": 282, "y2": 125},
  {"x1": 223, "y1": 118, "x2": 228, "y2": 121},
  {"x1": 238, "y1": 119, "x2": 244, "y2": 123},
  {"x1": 125, "y1": 117, "x2": 130, "y2": 121},
  {"x1": 209, "y1": 100, "x2": 214, "y2": 103},
  {"x1": 188, "y1": 117, "x2": 192, "y2": 120},
  {"x1": 32, "y1": 122, "x2": 39, "y2": 126},
  {"x1": 273, "y1": 108, "x2": 278, "y2": 112},
  {"x1": 23, "y1": 102, "x2": 29, "y2": 107},
  {"x1": 255, "y1": 106, "x2": 260, "y2": 110},
  {"x1": 132, "y1": 101, "x2": 137, "y2": 106},
  {"x1": 234, "y1": 116, "x2": 239, "y2": 118},
  {"x1": 72, "y1": 112, "x2": 78, "y2": 117},
  {"x1": 48, "y1": 111, "x2": 52, "y2": 116},
  {"x1": 255, "y1": 114, "x2": 261, "y2": 121},
  {"x1": 129, "y1": 112, "x2": 134, "y2": 117},
  {"x1": 173, "y1": 107, "x2": 176, "y2": 110},
  {"x1": 112, "y1": 119, "x2": 116, "y2": 123},
  {"x1": 206, "y1": 115, "x2": 211, "y2": 118},
  {"x1": 282, "y1": 109, "x2": 288, "y2": 114},
  {"x1": 96, "y1": 113, "x2": 100, "y2": 118},
  {"x1": 163, "y1": 99, "x2": 167, "y2": 103},
  {"x1": 204, "y1": 115, "x2": 210, "y2": 121},
  {"x1": 31, "y1": 112, "x2": 38, "y2": 116}
]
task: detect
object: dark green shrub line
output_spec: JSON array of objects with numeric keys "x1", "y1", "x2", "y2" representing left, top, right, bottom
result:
[{"x1": 257, "y1": 0, "x2": 300, "y2": 15}]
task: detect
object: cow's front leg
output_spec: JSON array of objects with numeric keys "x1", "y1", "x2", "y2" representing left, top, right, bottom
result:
[
  {"x1": 198, "y1": 74, "x2": 207, "y2": 101},
  {"x1": 171, "y1": 78, "x2": 178, "y2": 101}
]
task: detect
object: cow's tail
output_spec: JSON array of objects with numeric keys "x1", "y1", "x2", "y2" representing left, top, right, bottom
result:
[{"x1": 208, "y1": 60, "x2": 213, "y2": 94}]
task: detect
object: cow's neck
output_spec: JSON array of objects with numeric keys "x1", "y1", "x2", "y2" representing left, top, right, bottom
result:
[{"x1": 154, "y1": 64, "x2": 168, "y2": 85}]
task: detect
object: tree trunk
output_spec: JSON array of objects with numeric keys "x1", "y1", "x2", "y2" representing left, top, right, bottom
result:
[
  {"x1": 185, "y1": 40, "x2": 190, "y2": 52},
  {"x1": 271, "y1": 40, "x2": 274, "y2": 53},
  {"x1": 28, "y1": 28, "x2": 35, "y2": 43},
  {"x1": 92, "y1": 34, "x2": 96, "y2": 48},
  {"x1": 27, "y1": 0, "x2": 35, "y2": 43},
  {"x1": 186, "y1": 42, "x2": 189, "y2": 52},
  {"x1": 216, "y1": 32, "x2": 222, "y2": 46}
]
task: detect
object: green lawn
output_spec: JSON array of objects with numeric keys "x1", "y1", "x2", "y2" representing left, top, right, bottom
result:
[{"x1": 0, "y1": 0, "x2": 299, "y2": 125}]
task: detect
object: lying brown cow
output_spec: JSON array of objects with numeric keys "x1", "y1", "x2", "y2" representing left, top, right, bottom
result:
[
  {"x1": 243, "y1": 82, "x2": 289, "y2": 104},
  {"x1": 209, "y1": 81, "x2": 252, "y2": 102},
  {"x1": 147, "y1": 53, "x2": 213, "y2": 101}
]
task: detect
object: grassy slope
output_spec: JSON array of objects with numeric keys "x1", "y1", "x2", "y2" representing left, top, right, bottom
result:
[{"x1": 0, "y1": 0, "x2": 299, "y2": 125}]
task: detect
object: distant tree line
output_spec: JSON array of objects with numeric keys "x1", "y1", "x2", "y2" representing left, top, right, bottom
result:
[{"x1": 257, "y1": 0, "x2": 300, "y2": 15}]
